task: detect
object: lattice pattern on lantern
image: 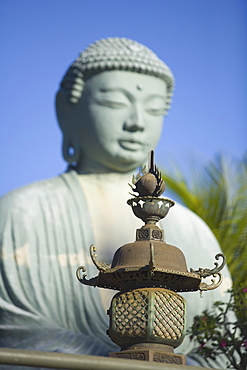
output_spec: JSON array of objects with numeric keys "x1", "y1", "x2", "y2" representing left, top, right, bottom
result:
[
  {"x1": 114, "y1": 290, "x2": 149, "y2": 337},
  {"x1": 153, "y1": 290, "x2": 185, "y2": 339}
]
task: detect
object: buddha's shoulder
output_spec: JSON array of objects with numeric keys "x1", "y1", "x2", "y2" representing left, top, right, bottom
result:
[
  {"x1": 0, "y1": 173, "x2": 76, "y2": 212},
  {"x1": 167, "y1": 200, "x2": 209, "y2": 230}
]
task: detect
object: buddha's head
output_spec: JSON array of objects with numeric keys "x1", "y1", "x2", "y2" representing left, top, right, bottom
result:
[{"x1": 56, "y1": 38, "x2": 175, "y2": 173}]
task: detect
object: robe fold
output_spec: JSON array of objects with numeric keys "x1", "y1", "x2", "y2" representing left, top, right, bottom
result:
[{"x1": 0, "y1": 170, "x2": 232, "y2": 369}]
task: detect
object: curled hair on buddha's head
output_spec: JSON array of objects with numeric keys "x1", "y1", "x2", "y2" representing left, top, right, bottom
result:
[{"x1": 57, "y1": 37, "x2": 175, "y2": 115}]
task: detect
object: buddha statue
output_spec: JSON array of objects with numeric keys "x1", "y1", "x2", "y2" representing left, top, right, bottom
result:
[{"x1": 0, "y1": 38, "x2": 232, "y2": 368}]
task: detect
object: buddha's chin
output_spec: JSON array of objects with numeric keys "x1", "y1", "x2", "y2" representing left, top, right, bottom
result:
[{"x1": 105, "y1": 150, "x2": 146, "y2": 173}]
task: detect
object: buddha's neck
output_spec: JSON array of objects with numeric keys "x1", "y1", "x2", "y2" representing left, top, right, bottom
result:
[{"x1": 75, "y1": 157, "x2": 140, "y2": 176}]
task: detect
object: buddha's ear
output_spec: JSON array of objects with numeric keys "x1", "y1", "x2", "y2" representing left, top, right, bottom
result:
[
  {"x1": 55, "y1": 89, "x2": 81, "y2": 163},
  {"x1": 55, "y1": 89, "x2": 69, "y2": 132}
]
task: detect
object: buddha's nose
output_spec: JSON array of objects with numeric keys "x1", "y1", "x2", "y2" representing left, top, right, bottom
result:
[{"x1": 123, "y1": 104, "x2": 144, "y2": 132}]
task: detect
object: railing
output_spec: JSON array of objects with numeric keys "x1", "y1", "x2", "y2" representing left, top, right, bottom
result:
[{"x1": 0, "y1": 348, "x2": 219, "y2": 370}]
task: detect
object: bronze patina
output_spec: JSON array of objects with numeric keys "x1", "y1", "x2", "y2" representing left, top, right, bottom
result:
[{"x1": 76, "y1": 150, "x2": 225, "y2": 364}]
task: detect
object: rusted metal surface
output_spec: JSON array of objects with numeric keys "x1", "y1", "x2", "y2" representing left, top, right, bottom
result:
[
  {"x1": 110, "y1": 342, "x2": 186, "y2": 365},
  {"x1": 76, "y1": 221, "x2": 202, "y2": 292},
  {"x1": 108, "y1": 288, "x2": 186, "y2": 349},
  {"x1": 127, "y1": 197, "x2": 174, "y2": 224}
]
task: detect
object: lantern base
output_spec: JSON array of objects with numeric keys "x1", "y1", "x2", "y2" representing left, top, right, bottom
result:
[{"x1": 109, "y1": 343, "x2": 186, "y2": 365}]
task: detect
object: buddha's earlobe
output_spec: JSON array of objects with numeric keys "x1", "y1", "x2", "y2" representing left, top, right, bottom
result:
[{"x1": 62, "y1": 138, "x2": 81, "y2": 164}]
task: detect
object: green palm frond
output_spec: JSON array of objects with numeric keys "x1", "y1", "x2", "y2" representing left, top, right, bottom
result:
[{"x1": 162, "y1": 153, "x2": 247, "y2": 287}]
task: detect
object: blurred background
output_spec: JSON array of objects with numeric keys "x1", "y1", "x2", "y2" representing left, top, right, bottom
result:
[{"x1": 0, "y1": 0, "x2": 246, "y2": 196}]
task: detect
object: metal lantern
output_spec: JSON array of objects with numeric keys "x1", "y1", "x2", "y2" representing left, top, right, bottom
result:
[{"x1": 77, "y1": 151, "x2": 225, "y2": 365}]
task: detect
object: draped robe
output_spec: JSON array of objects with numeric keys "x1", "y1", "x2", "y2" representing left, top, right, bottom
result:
[{"x1": 0, "y1": 170, "x2": 232, "y2": 369}]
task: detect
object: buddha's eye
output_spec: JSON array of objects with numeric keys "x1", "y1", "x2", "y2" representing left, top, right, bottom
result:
[
  {"x1": 95, "y1": 99, "x2": 128, "y2": 109},
  {"x1": 145, "y1": 96, "x2": 166, "y2": 116},
  {"x1": 146, "y1": 107, "x2": 166, "y2": 116}
]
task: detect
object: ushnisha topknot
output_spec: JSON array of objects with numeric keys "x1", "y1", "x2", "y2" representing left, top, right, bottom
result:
[{"x1": 59, "y1": 37, "x2": 175, "y2": 115}]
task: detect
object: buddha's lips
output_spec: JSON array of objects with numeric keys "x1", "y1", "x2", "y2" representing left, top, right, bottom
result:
[{"x1": 118, "y1": 139, "x2": 145, "y2": 151}]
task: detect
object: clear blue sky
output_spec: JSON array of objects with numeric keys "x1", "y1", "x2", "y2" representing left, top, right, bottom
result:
[{"x1": 0, "y1": 0, "x2": 246, "y2": 196}]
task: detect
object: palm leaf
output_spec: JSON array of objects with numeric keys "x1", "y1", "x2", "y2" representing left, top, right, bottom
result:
[{"x1": 162, "y1": 153, "x2": 247, "y2": 287}]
